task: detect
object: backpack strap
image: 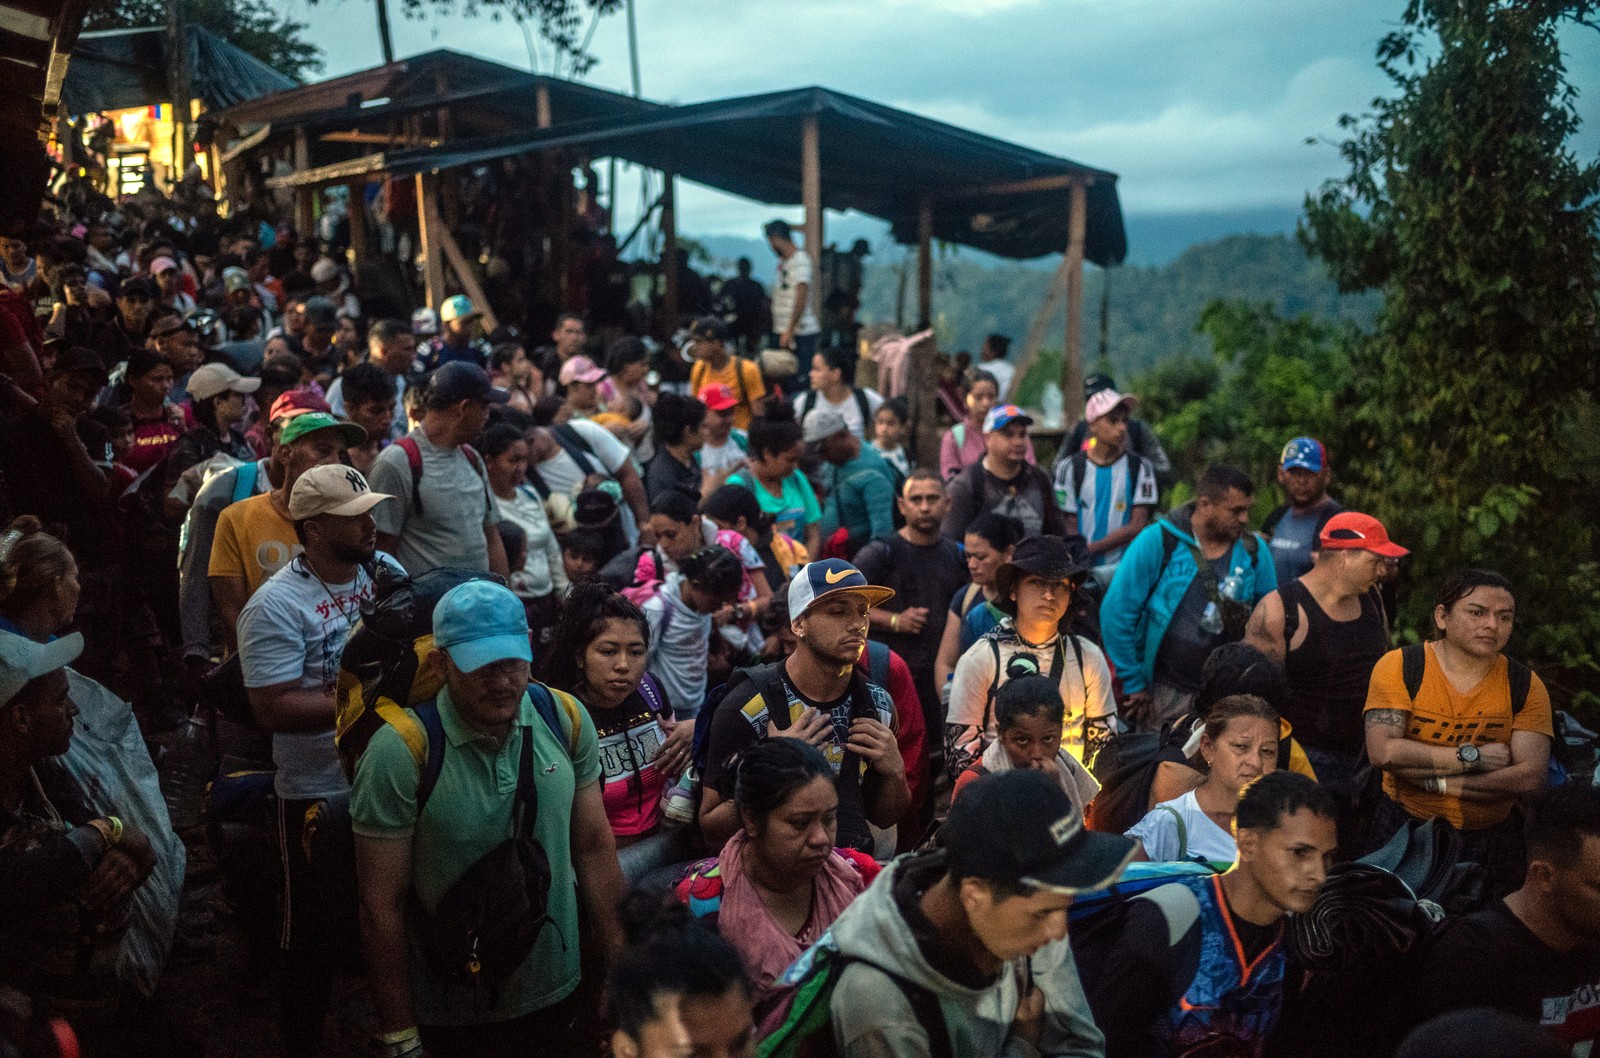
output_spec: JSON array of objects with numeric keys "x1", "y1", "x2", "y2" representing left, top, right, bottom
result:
[
  {"x1": 689, "y1": 358, "x2": 706, "y2": 395},
  {"x1": 396, "y1": 435, "x2": 425, "y2": 514},
  {"x1": 959, "y1": 582, "x2": 982, "y2": 617},
  {"x1": 852, "y1": 388, "x2": 870, "y2": 434},
  {"x1": 1400, "y1": 643, "x2": 1427, "y2": 703},
  {"x1": 461, "y1": 443, "x2": 484, "y2": 476},
  {"x1": 1507, "y1": 659, "x2": 1532, "y2": 716},
  {"x1": 1068, "y1": 448, "x2": 1089, "y2": 513},
  {"x1": 952, "y1": 423, "x2": 965, "y2": 451},
  {"x1": 1278, "y1": 583, "x2": 1299, "y2": 651},
  {"x1": 865, "y1": 640, "x2": 891, "y2": 689},
  {"x1": 983, "y1": 635, "x2": 1004, "y2": 734},
  {"x1": 531, "y1": 681, "x2": 583, "y2": 756},
  {"x1": 412, "y1": 698, "x2": 448, "y2": 816},
  {"x1": 1156, "y1": 803, "x2": 1189, "y2": 861},
  {"x1": 231, "y1": 459, "x2": 262, "y2": 504},
  {"x1": 550, "y1": 423, "x2": 601, "y2": 478},
  {"x1": 1135, "y1": 527, "x2": 1184, "y2": 626},
  {"x1": 799, "y1": 390, "x2": 817, "y2": 419}
]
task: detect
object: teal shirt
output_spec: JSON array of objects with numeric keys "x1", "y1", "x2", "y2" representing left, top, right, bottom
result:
[
  {"x1": 820, "y1": 444, "x2": 897, "y2": 542},
  {"x1": 728, "y1": 469, "x2": 821, "y2": 539},
  {"x1": 350, "y1": 685, "x2": 600, "y2": 1025}
]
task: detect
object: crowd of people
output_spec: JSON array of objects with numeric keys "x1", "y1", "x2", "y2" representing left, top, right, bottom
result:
[{"x1": 0, "y1": 197, "x2": 1593, "y2": 1058}]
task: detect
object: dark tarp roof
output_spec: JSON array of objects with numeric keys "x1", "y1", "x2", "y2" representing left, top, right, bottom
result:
[
  {"x1": 1, "y1": 0, "x2": 83, "y2": 229},
  {"x1": 374, "y1": 86, "x2": 1126, "y2": 264},
  {"x1": 216, "y1": 49, "x2": 656, "y2": 133},
  {"x1": 61, "y1": 25, "x2": 296, "y2": 115}
]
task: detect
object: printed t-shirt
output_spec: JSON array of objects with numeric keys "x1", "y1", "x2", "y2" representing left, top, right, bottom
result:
[
  {"x1": 690, "y1": 358, "x2": 766, "y2": 430},
  {"x1": 771, "y1": 252, "x2": 819, "y2": 337},
  {"x1": 1412, "y1": 899, "x2": 1600, "y2": 1055},
  {"x1": 368, "y1": 428, "x2": 500, "y2": 575},
  {"x1": 1054, "y1": 450, "x2": 1158, "y2": 566},
  {"x1": 209, "y1": 492, "x2": 300, "y2": 596},
  {"x1": 1268, "y1": 502, "x2": 1340, "y2": 584},
  {"x1": 590, "y1": 678, "x2": 674, "y2": 837},
  {"x1": 126, "y1": 407, "x2": 192, "y2": 474},
  {"x1": 728, "y1": 469, "x2": 820, "y2": 540},
  {"x1": 1363, "y1": 646, "x2": 1552, "y2": 829},
  {"x1": 237, "y1": 553, "x2": 399, "y2": 799},
  {"x1": 350, "y1": 685, "x2": 600, "y2": 1026},
  {"x1": 533, "y1": 418, "x2": 631, "y2": 497}
]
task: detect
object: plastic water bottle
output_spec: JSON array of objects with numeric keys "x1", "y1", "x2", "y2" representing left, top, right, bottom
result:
[
  {"x1": 1219, "y1": 568, "x2": 1245, "y2": 602},
  {"x1": 1200, "y1": 601, "x2": 1223, "y2": 636},
  {"x1": 1040, "y1": 382, "x2": 1064, "y2": 429}
]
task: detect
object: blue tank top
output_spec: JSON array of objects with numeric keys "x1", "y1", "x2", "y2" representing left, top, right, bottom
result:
[{"x1": 1163, "y1": 875, "x2": 1286, "y2": 1058}]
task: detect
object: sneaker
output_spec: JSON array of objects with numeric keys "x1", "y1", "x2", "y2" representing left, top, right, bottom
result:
[{"x1": 661, "y1": 766, "x2": 699, "y2": 825}]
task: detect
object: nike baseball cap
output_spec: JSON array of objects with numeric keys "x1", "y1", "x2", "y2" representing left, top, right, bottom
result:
[{"x1": 787, "y1": 559, "x2": 894, "y2": 622}]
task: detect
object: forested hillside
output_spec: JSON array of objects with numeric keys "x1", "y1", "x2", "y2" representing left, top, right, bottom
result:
[{"x1": 857, "y1": 233, "x2": 1379, "y2": 380}]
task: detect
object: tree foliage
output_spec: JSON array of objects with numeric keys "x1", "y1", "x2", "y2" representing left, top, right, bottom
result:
[
  {"x1": 380, "y1": 0, "x2": 621, "y2": 77},
  {"x1": 84, "y1": 0, "x2": 323, "y2": 82},
  {"x1": 1300, "y1": 0, "x2": 1600, "y2": 704}
]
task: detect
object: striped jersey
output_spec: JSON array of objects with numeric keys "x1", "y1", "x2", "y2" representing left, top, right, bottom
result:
[{"x1": 1053, "y1": 449, "x2": 1158, "y2": 565}]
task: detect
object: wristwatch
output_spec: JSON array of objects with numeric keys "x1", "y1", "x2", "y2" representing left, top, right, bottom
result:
[{"x1": 1456, "y1": 743, "x2": 1481, "y2": 770}]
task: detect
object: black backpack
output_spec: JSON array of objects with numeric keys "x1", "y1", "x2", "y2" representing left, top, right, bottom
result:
[{"x1": 1086, "y1": 717, "x2": 1194, "y2": 835}]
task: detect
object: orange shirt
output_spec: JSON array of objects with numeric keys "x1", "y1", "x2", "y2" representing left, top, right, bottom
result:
[
  {"x1": 208, "y1": 493, "x2": 301, "y2": 598},
  {"x1": 690, "y1": 356, "x2": 767, "y2": 430},
  {"x1": 1364, "y1": 645, "x2": 1552, "y2": 830}
]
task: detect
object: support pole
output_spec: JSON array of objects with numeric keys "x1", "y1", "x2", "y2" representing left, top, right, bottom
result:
[
  {"x1": 660, "y1": 171, "x2": 678, "y2": 337},
  {"x1": 416, "y1": 171, "x2": 445, "y2": 310},
  {"x1": 1061, "y1": 178, "x2": 1088, "y2": 430},
  {"x1": 535, "y1": 84, "x2": 552, "y2": 129},
  {"x1": 374, "y1": 0, "x2": 394, "y2": 65},
  {"x1": 801, "y1": 114, "x2": 823, "y2": 289},
  {"x1": 917, "y1": 196, "x2": 933, "y2": 331},
  {"x1": 428, "y1": 194, "x2": 500, "y2": 332}
]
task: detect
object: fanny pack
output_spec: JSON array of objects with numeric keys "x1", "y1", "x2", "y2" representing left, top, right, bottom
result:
[{"x1": 420, "y1": 723, "x2": 555, "y2": 1003}]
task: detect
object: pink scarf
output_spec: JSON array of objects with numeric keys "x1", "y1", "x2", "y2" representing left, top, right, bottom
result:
[{"x1": 715, "y1": 830, "x2": 866, "y2": 994}]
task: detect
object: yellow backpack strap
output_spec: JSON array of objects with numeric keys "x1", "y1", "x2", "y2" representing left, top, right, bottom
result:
[
  {"x1": 374, "y1": 697, "x2": 430, "y2": 769},
  {"x1": 545, "y1": 685, "x2": 585, "y2": 756}
]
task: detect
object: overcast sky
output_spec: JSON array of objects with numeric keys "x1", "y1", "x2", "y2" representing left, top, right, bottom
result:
[{"x1": 283, "y1": 0, "x2": 1600, "y2": 241}]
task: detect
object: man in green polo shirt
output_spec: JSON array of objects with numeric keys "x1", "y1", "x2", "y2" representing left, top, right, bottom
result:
[{"x1": 352, "y1": 580, "x2": 625, "y2": 1058}]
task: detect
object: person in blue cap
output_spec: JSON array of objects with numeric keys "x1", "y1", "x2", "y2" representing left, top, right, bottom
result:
[
  {"x1": 352, "y1": 578, "x2": 623, "y2": 1058},
  {"x1": 697, "y1": 558, "x2": 911, "y2": 854},
  {"x1": 1261, "y1": 436, "x2": 1342, "y2": 585}
]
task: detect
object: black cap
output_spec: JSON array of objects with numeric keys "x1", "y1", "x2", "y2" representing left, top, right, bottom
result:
[
  {"x1": 53, "y1": 346, "x2": 109, "y2": 386},
  {"x1": 574, "y1": 488, "x2": 618, "y2": 528},
  {"x1": 992, "y1": 536, "x2": 1088, "y2": 616},
  {"x1": 302, "y1": 295, "x2": 339, "y2": 329},
  {"x1": 1084, "y1": 373, "x2": 1116, "y2": 398},
  {"x1": 943, "y1": 770, "x2": 1137, "y2": 895},
  {"x1": 688, "y1": 316, "x2": 728, "y2": 342},
  {"x1": 428, "y1": 361, "x2": 509, "y2": 406},
  {"x1": 148, "y1": 313, "x2": 194, "y2": 339},
  {"x1": 118, "y1": 277, "x2": 155, "y2": 299}
]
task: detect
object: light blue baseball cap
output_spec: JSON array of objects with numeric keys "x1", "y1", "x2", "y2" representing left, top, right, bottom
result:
[{"x1": 432, "y1": 580, "x2": 532, "y2": 673}]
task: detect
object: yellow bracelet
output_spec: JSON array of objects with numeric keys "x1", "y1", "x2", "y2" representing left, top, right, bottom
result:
[
  {"x1": 377, "y1": 1027, "x2": 420, "y2": 1046},
  {"x1": 890, "y1": 613, "x2": 900, "y2": 632},
  {"x1": 106, "y1": 816, "x2": 123, "y2": 844}
]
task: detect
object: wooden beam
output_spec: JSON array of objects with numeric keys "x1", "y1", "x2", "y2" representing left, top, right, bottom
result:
[
  {"x1": 660, "y1": 172, "x2": 678, "y2": 337},
  {"x1": 427, "y1": 193, "x2": 500, "y2": 333},
  {"x1": 932, "y1": 172, "x2": 1095, "y2": 200},
  {"x1": 1009, "y1": 250, "x2": 1075, "y2": 402},
  {"x1": 265, "y1": 152, "x2": 386, "y2": 191},
  {"x1": 801, "y1": 114, "x2": 823, "y2": 290},
  {"x1": 1061, "y1": 178, "x2": 1088, "y2": 429},
  {"x1": 917, "y1": 196, "x2": 933, "y2": 331},
  {"x1": 318, "y1": 130, "x2": 439, "y2": 148},
  {"x1": 346, "y1": 180, "x2": 368, "y2": 281},
  {"x1": 535, "y1": 84, "x2": 553, "y2": 129},
  {"x1": 416, "y1": 171, "x2": 444, "y2": 310}
]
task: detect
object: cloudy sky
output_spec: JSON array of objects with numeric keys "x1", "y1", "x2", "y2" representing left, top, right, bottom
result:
[{"x1": 283, "y1": 0, "x2": 1600, "y2": 249}]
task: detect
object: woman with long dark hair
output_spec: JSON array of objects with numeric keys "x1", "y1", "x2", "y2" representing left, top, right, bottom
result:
[
  {"x1": 726, "y1": 403, "x2": 821, "y2": 557},
  {"x1": 541, "y1": 582, "x2": 694, "y2": 876}
]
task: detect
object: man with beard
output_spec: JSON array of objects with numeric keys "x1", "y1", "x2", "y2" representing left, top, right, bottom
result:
[
  {"x1": 236, "y1": 464, "x2": 400, "y2": 1058},
  {"x1": 1261, "y1": 438, "x2": 1342, "y2": 586}
]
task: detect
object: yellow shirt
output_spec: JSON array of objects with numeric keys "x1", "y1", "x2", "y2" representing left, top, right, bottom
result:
[
  {"x1": 208, "y1": 493, "x2": 301, "y2": 598},
  {"x1": 1364, "y1": 646, "x2": 1551, "y2": 830},
  {"x1": 690, "y1": 356, "x2": 767, "y2": 431}
]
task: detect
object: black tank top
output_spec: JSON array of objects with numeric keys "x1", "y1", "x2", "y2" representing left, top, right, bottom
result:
[{"x1": 1281, "y1": 581, "x2": 1389, "y2": 752}]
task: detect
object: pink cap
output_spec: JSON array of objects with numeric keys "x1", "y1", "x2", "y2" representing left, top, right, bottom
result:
[
  {"x1": 1085, "y1": 388, "x2": 1137, "y2": 423},
  {"x1": 150, "y1": 256, "x2": 179, "y2": 277},
  {"x1": 559, "y1": 355, "x2": 607, "y2": 386}
]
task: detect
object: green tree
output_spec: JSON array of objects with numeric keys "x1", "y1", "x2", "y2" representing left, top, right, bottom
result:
[
  {"x1": 84, "y1": 0, "x2": 323, "y2": 82},
  {"x1": 1302, "y1": 0, "x2": 1600, "y2": 704}
]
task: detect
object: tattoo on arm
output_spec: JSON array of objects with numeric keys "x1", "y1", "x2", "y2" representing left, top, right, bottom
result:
[{"x1": 1365, "y1": 709, "x2": 1410, "y2": 730}]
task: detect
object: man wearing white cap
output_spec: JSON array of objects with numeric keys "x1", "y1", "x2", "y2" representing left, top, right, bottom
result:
[
  {"x1": 1053, "y1": 387, "x2": 1158, "y2": 588},
  {"x1": 235, "y1": 464, "x2": 399, "y2": 1058}
]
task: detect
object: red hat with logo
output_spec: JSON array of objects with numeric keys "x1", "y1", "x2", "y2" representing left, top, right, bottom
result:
[{"x1": 1319, "y1": 511, "x2": 1408, "y2": 558}]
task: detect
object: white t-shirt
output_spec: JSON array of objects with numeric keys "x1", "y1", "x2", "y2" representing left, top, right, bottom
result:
[
  {"x1": 642, "y1": 575, "x2": 712, "y2": 719},
  {"x1": 792, "y1": 387, "x2": 885, "y2": 441},
  {"x1": 326, "y1": 372, "x2": 408, "y2": 439},
  {"x1": 771, "y1": 251, "x2": 819, "y2": 337},
  {"x1": 983, "y1": 359, "x2": 1016, "y2": 399},
  {"x1": 535, "y1": 418, "x2": 632, "y2": 497},
  {"x1": 1125, "y1": 789, "x2": 1238, "y2": 864},
  {"x1": 237, "y1": 553, "x2": 402, "y2": 799},
  {"x1": 698, "y1": 430, "x2": 748, "y2": 477}
]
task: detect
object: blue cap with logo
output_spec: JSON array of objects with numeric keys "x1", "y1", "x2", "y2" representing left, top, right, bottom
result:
[
  {"x1": 786, "y1": 559, "x2": 895, "y2": 622},
  {"x1": 982, "y1": 404, "x2": 1034, "y2": 434},
  {"x1": 1280, "y1": 437, "x2": 1327, "y2": 473},
  {"x1": 432, "y1": 580, "x2": 532, "y2": 673}
]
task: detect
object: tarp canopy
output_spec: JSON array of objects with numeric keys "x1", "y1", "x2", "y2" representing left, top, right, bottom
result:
[
  {"x1": 278, "y1": 85, "x2": 1127, "y2": 264},
  {"x1": 61, "y1": 25, "x2": 296, "y2": 115}
]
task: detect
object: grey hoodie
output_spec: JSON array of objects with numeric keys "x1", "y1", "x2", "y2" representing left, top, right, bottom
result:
[{"x1": 828, "y1": 854, "x2": 1104, "y2": 1058}]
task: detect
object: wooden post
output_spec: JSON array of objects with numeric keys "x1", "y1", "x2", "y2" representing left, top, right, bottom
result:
[
  {"x1": 430, "y1": 203, "x2": 500, "y2": 333},
  {"x1": 917, "y1": 196, "x2": 933, "y2": 330},
  {"x1": 1061, "y1": 178, "x2": 1088, "y2": 429},
  {"x1": 535, "y1": 84, "x2": 553, "y2": 129},
  {"x1": 416, "y1": 171, "x2": 445, "y2": 310},
  {"x1": 1009, "y1": 256, "x2": 1073, "y2": 402},
  {"x1": 346, "y1": 180, "x2": 368, "y2": 281},
  {"x1": 660, "y1": 172, "x2": 678, "y2": 337},
  {"x1": 801, "y1": 114, "x2": 823, "y2": 288}
]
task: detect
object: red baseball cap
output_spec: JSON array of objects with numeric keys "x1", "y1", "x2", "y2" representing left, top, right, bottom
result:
[
  {"x1": 697, "y1": 383, "x2": 739, "y2": 412},
  {"x1": 1319, "y1": 512, "x2": 1408, "y2": 558},
  {"x1": 269, "y1": 388, "x2": 331, "y2": 424}
]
